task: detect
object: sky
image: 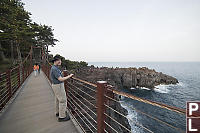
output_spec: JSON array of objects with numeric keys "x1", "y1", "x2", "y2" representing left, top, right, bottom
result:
[{"x1": 23, "y1": 0, "x2": 200, "y2": 62}]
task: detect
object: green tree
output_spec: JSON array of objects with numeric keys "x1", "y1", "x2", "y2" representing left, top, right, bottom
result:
[{"x1": 0, "y1": 0, "x2": 58, "y2": 67}]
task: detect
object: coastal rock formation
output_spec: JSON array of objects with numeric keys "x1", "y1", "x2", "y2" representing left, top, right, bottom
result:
[
  {"x1": 74, "y1": 66, "x2": 178, "y2": 90},
  {"x1": 106, "y1": 98, "x2": 131, "y2": 132},
  {"x1": 69, "y1": 66, "x2": 178, "y2": 132}
]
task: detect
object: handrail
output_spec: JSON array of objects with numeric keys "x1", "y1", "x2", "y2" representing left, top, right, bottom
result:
[
  {"x1": 67, "y1": 76, "x2": 185, "y2": 132},
  {"x1": 112, "y1": 89, "x2": 185, "y2": 114},
  {"x1": 69, "y1": 76, "x2": 186, "y2": 114},
  {"x1": 72, "y1": 77, "x2": 97, "y2": 88},
  {"x1": 42, "y1": 57, "x2": 186, "y2": 133},
  {"x1": 0, "y1": 47, "x2": 33, "y2": 112}
]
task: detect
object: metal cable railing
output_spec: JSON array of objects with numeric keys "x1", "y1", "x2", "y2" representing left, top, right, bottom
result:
[
  {"x1": 42, "y1": 57, "x2": 186, "y2": 133},
  {"x1": 0, "y1": 47, "x2": 33, "y2": 112},
  {"x1": 67, "y1": 77, "x2": 98, "y2": 133}
]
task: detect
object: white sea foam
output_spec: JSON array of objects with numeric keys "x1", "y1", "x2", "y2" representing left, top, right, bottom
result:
[
  {"x1": 154, "y1": 84, "x2": 170, "y2": 93},
  {"x1": 140, "y1": 87, "x2": 151, "y2": 90},
  {"x1": 130, "y1": 87, "x2": 136, "y2": 90},
  {"x1": 131, "y1": 87, "x2": 151, "y2": 91},
  {"x1": 177, "y1": 82, "x2": 186, "y2": 87},
  {"x1": 154, "y1": 82, "x2": 183, "y2": 93},
  {"x1": 120, "y1": 101, "x2": 143, "y2": 133}
]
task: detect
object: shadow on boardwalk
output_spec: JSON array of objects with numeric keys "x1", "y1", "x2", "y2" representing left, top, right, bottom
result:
[{"x1": 0, "y1": 71, "x2": 78, "y2": 133}]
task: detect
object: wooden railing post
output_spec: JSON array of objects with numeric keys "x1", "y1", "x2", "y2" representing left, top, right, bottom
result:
[
  {"x1": 46, "y1": 65, "x2": 48, "y2": 79},
  {"x1": 30, "y1": 46, "x2": 33, "y2": 67},
  {"x1": 29, "y1": 65, "x2": 32, "y2": 75},
  {"x1": 0, "y1": 74, "x2": 2, "y2": 110},
  {"x1": 45, "y1": 65, "x2": 47, "y2": 76},
  {"x1": 22, "y1": 65, "x2": 25, "y2": 82},
  {"x1": 47, "y1": 65, "x2": 50, "y2": 80},
  {"x1": 6, "y1": 69, "x2": 12, "y2": 98},
  {"x1": 63, "y1": 70, "x2": 68, "y2": 93},
  {"x1": 27, "y1": 66, "x2": 29, "y2": 76},
  {"x1": 18, "y1": 66, "x2": 21, "y2": 88},
  {"x1": 25, "y1": 67, "x2": 27, "y2": 79},
  {"x1": 97, "y1": 81, "x2": 107, "y2": 133},
  {"x1": 63, "y1": 70, "x2": 69, "y2": 108}
]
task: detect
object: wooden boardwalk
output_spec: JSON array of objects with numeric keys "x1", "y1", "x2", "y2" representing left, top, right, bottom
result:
[{"x1": 0, "y1": 71, "x2": 78, "y2": 133}]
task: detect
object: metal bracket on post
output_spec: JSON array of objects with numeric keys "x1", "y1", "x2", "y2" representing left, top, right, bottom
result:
[{"x1": 97, "y1": 81, "x2": 107, "y2": 133}]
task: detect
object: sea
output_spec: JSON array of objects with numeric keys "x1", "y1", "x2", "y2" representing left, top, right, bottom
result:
[{"x1": 88, "y1": 62, "x2": 200, "y2": 133}]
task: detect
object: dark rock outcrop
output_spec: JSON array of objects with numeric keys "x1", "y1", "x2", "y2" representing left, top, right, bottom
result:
[
  {"x1": 69, "y1": 66, "x2": 178, "y2": 133},
  {"x1": 74, "y1": 66, "x2": 178, "y2": 90}
]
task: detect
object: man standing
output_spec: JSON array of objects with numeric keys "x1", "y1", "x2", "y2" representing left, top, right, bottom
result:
[{"x1": 50, "y1": 56, "x2": 73, "y2": 122}]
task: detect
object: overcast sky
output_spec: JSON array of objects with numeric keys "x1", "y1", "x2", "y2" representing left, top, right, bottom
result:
[{"x1": 23, "y1": 0, "x2": 200, "y2": 62}]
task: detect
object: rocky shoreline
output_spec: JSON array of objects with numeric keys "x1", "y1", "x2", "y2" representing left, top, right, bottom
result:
[
  {"x1": 70, "y1": 66, "x2": 179, "y2": 132},
  {"x1": 73, "y1": 66, "x2": 178, "y2": 90}
]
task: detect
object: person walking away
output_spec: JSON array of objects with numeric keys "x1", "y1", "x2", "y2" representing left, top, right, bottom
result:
[
  {"x1": 38, "y1": 64, "x2": 41, "y2": 74},
  {"x1": 33, "y1": 64, "x2": 37, "y2": 77},
  {"x1": 50, "y1": 56, "x2": 73, "y2": 122},
  {"x1": 36, "y1": 64, "x2": 39, "y2": 75}
]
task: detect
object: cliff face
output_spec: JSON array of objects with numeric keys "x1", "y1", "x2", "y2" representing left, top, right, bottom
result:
[
  {"x1": 74, "y1": 66, "x2": 178, "y2": 90},
  {"x1": 71, "y1": 66, "x2": 178, "y2": 132}
]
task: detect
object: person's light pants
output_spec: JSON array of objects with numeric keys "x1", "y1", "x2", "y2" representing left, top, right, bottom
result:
[
  {"x1": 52, "y1": 83, "x2": 67, "y2": 118},
  {"x1": 34, "y1": 70, "x2": 38, "y2": 77}
]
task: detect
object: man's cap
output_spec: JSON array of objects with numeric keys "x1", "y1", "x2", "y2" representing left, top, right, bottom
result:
[{"x1": 52, "y1": 56, "x2": 61, "y2": 63}]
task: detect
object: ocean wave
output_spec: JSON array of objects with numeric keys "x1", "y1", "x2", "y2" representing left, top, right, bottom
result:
[
  {"x1": 120, "y1": 101, "x2": 143, "y2": 133},
  {"x1": 177, "y1": 82, "x2": 186, "y2": 87},
  {"x1": 141, "y1": 87, "x2": 151, "y2": 90},
  {"x1": 130, "y1": 87, "x2": 136, "y2": 90},
  {"x1": 130, "y1": 87, "x2": 151, "y2": 91},
  {"x1": 154, "y1": 82, "x2": 184, "y2": 94},
  {"x1": 154, "y1": 84, "x2": 171, "y2": 93}
]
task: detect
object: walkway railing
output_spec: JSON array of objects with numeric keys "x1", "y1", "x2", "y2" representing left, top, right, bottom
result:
[
  {"x1": 0, "y1": 47, "x2": 33, "y2": 112},
  {"x1": 42, "y1": 60, "x2": 186, "y2": 133}
]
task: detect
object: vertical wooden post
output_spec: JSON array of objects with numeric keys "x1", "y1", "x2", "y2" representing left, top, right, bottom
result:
[
  {"x1": 46, "y1": 66, "x2": 48, "y2": 79},
  {"x1": 6, "y1": 69, "x2": 12, "y2": 98},
  {"x1": 42, "y1": 47, "x2": 44, "y2": 60},
  {"x1": 97, "y1": 81, "x2": 107, "y2": 133},
  {"x1": 49, "y1": 65, "x2": 51, "y2": 83},
  {"x1": 48, "y1": 66, "x2": 50, "y2": 80},
  {"x1": 18, "y1": 66, "x2": 21, "y2": 88},
  {"x1": 63, "y1": 70, "x2": 67, "y2": 90},
  {"x1": 30, "y1": 46, "x2": 33, "y2": 67},
  {"x1": 22, "y1": 65, "x2": 25, "y2": 82},
  {"x1": 63, "y1": 70, "x2": 69, "y2": 108},
  {"x1": 29, "y1": 65, "x2": 32, "y2": 75},
  {"x1": 27, "y1": 66, "x2": 29, "y2": 77},
  {"x1": 25, "y1": 67, "x2": 27, "y2": 79},
  {"x1": 27, "y1": 66, "x2": 29, "y2": 76},
  {"x1": 45, "y1": 65, "x2": 47, "y2": 76},
  {"x1": 30, "y1": 46, "x2": 33, "y2": 77},
  {"x1": 44, "y1": 65, "x2": 46, "y2": 76},
  {"x1": 0, "y1": 74, "x2": 2, "y2": 110},
  {"x1": 47, "y1": 66, "x2": 49, "y2": 79}
]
